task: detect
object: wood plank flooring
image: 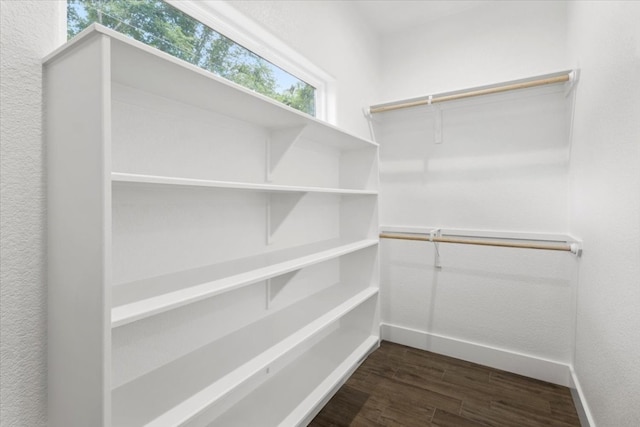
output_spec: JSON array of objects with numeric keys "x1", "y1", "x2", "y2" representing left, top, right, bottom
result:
[{"x1": 309, "y1": 341, "x2": 581, "y2": 427}]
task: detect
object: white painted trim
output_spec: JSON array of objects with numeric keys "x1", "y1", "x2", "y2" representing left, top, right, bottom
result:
[
  {"x1": 570, "y1": 368, "x2": 596, "y2": 427},
  {"x1": 381, "y1": 322, "x2": 573, "y2": 387},
  {"x1": 165, "y1": 0, "x2": 335, "y2": 123}
]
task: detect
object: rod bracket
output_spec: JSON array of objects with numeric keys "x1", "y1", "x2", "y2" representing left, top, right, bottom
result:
[
  {"x1": 430, "y1": 228, "x2": 442, "y2": 268},
  {"x1": 565, "y1": 69, "x2": 579, "y2": 96},
  {"x1": 362, "y1": 107, "x2": 378, "y2": 141},
  {"x1": 570, "y1": 242, "x2": 582, "y2": 257}
]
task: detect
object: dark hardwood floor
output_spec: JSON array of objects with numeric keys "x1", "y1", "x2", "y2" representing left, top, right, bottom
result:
[{"x1": 309, "y1": 341, "x2": 581, "y2": 427}]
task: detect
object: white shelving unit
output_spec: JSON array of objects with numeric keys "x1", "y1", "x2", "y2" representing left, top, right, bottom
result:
[{"x1": 45, "y1": 25, "x2": 379, "y2": 427}]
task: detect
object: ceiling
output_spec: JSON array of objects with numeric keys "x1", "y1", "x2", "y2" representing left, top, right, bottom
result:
[{"x1": 352, "y1": 0, "x2": 497, "y2": 34}]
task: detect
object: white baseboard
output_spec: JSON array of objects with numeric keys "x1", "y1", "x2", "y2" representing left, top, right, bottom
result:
[
  {"x1": 381, "y1": 322, "x2": 573, "y2": 387},
  {"x1": 570, "y1": 368, "x2": 596, "y2": 427}
]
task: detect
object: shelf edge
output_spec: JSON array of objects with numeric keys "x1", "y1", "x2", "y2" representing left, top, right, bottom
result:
[
  {"x1": 142, "y1": 288, "x2": 379, "y2": 427},
  {"x1": 47, "y1": 25, "x2": 378, "y2": 148},
  {"x1": 283, "y1": 335, "x2": 380, "y2": 427},
  {"x1": 112, "y1": 172, "x2": 378, "y2": 195},
  {"x1": 112, "y1": 239, "x2": 378, "y2": 328}
]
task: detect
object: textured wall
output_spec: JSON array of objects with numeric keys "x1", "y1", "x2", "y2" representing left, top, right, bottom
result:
[
  {"x1": 567, "y1": 2, "x2": 640, "y2": 425},
  {"x1": 0, "y1": 1, "x2": 63, "y2": 425},
  {"x1": 227, "y1": 0, "x2": 381, "y2": 139}
]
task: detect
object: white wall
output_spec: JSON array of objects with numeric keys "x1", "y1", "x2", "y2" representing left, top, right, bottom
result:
[
  {"x1": 374, "y1": 1, "x2": 577, "y2": 386},
  {"x1": 380, "y1": 0, "x2": 569, "y2": 102},
  {"x1": 376, "y1": 1, "x2": 640, "y2": 423},
  {"x1": 0, "y1": 1, "x2": 64, "y2": 426},
  {"x1": 567, "y1": 2, "x2": 640, "y2": 426},
  {"x1": 227, "y1": 0, "x2": 381, "y2": 139}
]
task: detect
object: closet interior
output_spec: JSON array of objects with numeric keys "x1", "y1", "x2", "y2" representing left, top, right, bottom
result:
[{"x1": 45, "y1": 17, "x2": 583, "y2": 427}]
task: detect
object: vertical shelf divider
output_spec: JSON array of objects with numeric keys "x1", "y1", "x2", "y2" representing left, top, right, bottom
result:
[
  {"x1": 266, "y1": 192, "x2": 306, "y2": 245},
  {"x1": 45, "y1": 33, "x2": 113, "y2": 427},
  {"x1": 266, "y1": 125, "x2": 307, "y2": 182}
]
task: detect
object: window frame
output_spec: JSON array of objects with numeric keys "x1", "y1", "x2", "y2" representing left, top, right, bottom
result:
[{"x1": 61, "y1": 0, "x2": 335, "y2": 122}]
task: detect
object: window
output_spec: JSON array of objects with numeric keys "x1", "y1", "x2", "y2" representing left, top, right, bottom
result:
[{"x1": 67, "y1": 0, "x2": 316, "y2": 116}]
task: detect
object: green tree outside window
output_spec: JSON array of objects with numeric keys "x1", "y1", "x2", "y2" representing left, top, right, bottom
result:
[{"x1": 68, "y1": 0, "x2": 316, "y2": 116}]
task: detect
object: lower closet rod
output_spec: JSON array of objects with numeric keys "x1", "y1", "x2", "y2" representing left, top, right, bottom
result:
[{"x1": 379, "y1": 232, "x2": 580, "y2": 254}]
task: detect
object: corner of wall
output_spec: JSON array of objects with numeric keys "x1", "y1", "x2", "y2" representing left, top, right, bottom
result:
[
  {"x1": 1, "y1": 1, "x2": 66, "y2": 426},
  {"x1": 566, "y1": 1, "x2": 640, "y2": 426},
  {"x1": 570, "y1": 368, "x2": 597, "y2": 427}
]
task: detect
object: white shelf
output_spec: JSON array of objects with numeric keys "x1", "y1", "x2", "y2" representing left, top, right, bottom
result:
[
  {"x1": 112, "y1": 285, "x2": 378, "y2": 426},
  {"x1": 112, "y1": 238, "x2": 378, "y2": 328},
  {"x1": 210, "y1": 332, "x2": 379, "y2": 427},
  {"x1": 112, "y1": 172, "x2": 378, "y2": 195},
  {"x1": 45, "y1": 24, "x2": 377, "y2": 152},
  {"x1": 278, "y1": 335, "x2": 380, "y2": 427}
]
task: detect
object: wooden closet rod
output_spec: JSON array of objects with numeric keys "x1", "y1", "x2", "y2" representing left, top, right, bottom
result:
[
  {"x1": 369, "y1": 72, "x2": 571, "y2": 114},
  {"x1": 379, "y1": 232, "x2": 578, "y2": 253}
]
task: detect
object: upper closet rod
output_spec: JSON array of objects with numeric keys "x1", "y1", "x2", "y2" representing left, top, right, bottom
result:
[
  {"x1": 379, "y1": 232, "x2": 581, "y2": 255},
  {"x1": 369, "y1": 71, "x2": 574, "y2": 114}
]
